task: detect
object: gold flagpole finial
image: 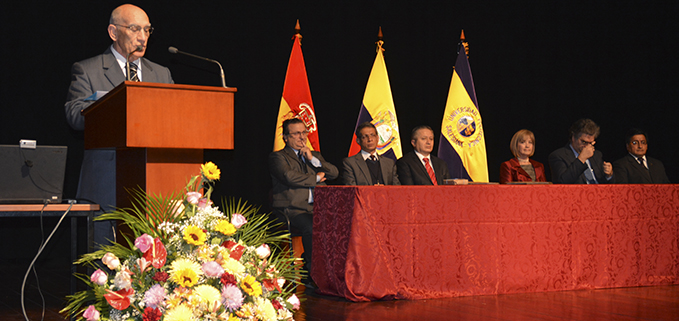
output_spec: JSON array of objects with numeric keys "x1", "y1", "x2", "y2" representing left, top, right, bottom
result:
[
  {"x1": 294, "y1": 19, "x2": 302, "y2": 41},
  {"x1": 376, "y1": 26, "x2": 385, "y2": 52},
  {"x1": 459, "y1": 29, "x2": 469, "y2": 57}
]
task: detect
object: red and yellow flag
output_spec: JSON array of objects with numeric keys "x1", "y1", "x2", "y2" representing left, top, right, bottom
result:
[{"x1": 273, "y1": 27, "x2": 320, "y2": 152}]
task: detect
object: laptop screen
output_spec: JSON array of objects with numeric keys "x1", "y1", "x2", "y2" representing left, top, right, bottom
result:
[{"x1": 0, "y1": 145, "x2": 67, "y2": 204}]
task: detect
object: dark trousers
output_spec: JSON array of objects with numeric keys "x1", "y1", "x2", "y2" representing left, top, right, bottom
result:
[{"x1": 289, "y1": 212, "x2": 314, "y2": 278}]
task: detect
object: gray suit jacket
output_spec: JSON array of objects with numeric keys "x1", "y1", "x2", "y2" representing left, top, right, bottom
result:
[
  {"x1": 65, "y1": 47, "x2": 174, "y2": 131},
  {"x1": 269, "y1": 147, "x2": 339, "y2": 218},
  {"x1": 65, "y1": 47, "x2": 173, "y2": 208},
  {"x1": 341, "y1": 152, "x2": 400, "y2": 185},
  {"x1": 613, "y1": 154, "x2": 670, "y2": 184}
]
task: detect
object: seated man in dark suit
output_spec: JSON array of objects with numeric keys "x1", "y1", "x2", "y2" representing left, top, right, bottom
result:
[
  {"x1": 613, "y1": 129, "x2": 670, "y2": 183},
  {"x1": 548, "y1": 118, "x2": 614, "y2": 184},
  {"x1": 65, "y1": 4, "x2": 174, "y2": 248},
  {"x1": 269, "y1": 118, "x2": 339, "y2": 286},
  {"x1": 396, "y1": 125, "x2": 450, "y2": 185},
  {"x1": 342, "y1": 122, "x2": 400, "y2": 185}
]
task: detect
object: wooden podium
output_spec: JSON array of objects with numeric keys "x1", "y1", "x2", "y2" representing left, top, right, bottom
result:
[{"x1": 83, "y1": 81, "x2": 236, "y2": 206}]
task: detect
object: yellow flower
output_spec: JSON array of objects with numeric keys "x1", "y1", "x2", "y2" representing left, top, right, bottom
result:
[
  {"x1": 165, "y1": 304, "x2": 196, "y2": 321},
  {"x1": 215, "y1": 220, "x2": 236, "y2": 236},
  {"x1": 241, "y1": 275, "x2": 262, "y2": 297},
  {"x1": 194, "y1": 284, "x2": 222, "y2": 306},
  {"x1": 254, "y1": 297, "x2": 277, "y2": 321},
  {"x1": 221, "y1": 257, "x2": 245, "y2": 276},
  {"x1": 170, "y1": 258, "x2": 203, "y2": 288},
  {"x1": 183, "y1": 225, "x2": 206, "y2": 246},
  {"x1": 201, "y1": 162, "x2": 221, "y2": 181}
]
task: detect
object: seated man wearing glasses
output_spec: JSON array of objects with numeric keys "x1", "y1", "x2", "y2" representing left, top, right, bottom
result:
[
  {"x1": 342, "y1": 122, "x2": 400, "y2": 185},
  {"x1": 613, "y1": 129, "x2": 670, "y2": 184},
  {"x1": 548, "y1": 118, "x2": 614, "y2": 184},
  {"x1": 269, "y1": 118, "x2": 338, "y2": 287},
  {"x1": 65, "y1": 4, "x2": 173, "y2": 248}
]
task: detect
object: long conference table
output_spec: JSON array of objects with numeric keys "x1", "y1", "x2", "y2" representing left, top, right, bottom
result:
[{"x1": 311, "y1": 185, "x2": 679, "y2": 302}]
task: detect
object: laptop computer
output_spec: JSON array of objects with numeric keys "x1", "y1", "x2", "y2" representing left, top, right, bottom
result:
[{"x1": 0, "y1": 145, "x2": 68, "y2": 203}]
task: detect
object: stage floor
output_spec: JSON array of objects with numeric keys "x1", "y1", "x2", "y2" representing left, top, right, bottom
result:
[{"x1": 4, "y1": 261, "x2": 679, "y2": 321}]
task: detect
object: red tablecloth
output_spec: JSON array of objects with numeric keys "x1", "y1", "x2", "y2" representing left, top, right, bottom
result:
[{"x1": 311, "y1": 185, "x2": 679, "y2": 301}]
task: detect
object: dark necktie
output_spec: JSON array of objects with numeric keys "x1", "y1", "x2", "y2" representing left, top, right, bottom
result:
[
  {"x1": 129, "y1": 62, "x2": 140, "y2": 82},
  {"x1": 637, "y1": 156, "x2": 648, "y2": 169},
  {"x1": 424, "y1": 158, "x2": 438, "y2": 186},
  {"x1": 299, "y1": 153, "x2": 308, "y2": 173}
]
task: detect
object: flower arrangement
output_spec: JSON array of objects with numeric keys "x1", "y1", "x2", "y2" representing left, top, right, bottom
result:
[{"x1": 62, "y1": 162, "x2": 302, "y2": 321}]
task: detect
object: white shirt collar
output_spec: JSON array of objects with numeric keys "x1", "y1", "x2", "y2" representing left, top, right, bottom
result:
[
  {"x1": 360, "y1": 150, "x2": 378, "y2": 161},
  {"x1": 111, "y1": 45, "x2": 142, "y2": 81}
]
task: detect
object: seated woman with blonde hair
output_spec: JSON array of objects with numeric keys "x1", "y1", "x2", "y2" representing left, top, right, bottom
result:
[{"x1": 499, "y1": 129, "x2": 547, "y2": 184}]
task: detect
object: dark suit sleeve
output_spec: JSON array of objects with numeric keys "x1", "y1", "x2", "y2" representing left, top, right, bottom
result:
[
  {"x1": 613, "y1": 159, "x2": 630, "y2": 183},
  {"x1": 549, "y1": 149, "x2": 588, "y2": 184},
  {"x1": 269, "y1": 152, "x2": 317, "y2": 188},
  {"x1": 341, "y1": 158, "x2": 357, "y2": 185},
  {"x1": 655, "y1": 161, "x2": 671, "y2": 183},
  {"x1": 311, "y1": 152, "x2": 339, "y2": 180},
  {"x1": 65, "y1": 61, "x2": 96, "y2": 131},
  {"x1": 436, "y1": 158, "x2": 450, "y2": 182},
  {"x1": 396, "y1": 158, "x2": 414, "y2": 185}
]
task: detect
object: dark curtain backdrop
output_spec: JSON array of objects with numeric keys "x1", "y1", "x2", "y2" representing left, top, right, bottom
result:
[{"x1": 1, "y1": 1, "x2": 677, "y2": 212}]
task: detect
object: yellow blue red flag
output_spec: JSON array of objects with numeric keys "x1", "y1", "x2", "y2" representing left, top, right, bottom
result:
[
  {"x1": 348, "y1": 40, "x2": 402, "y2": 160},
  {"x1": 438, "y1": 35, "x2": 489, "y2": 182},
  {"x1": 273, "y1": 27, "x2": 320, "y2": 152}
]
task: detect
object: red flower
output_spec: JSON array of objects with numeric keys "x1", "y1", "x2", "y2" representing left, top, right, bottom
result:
[
  {"x1": 142, "y1": 238, "x2": 167, "y2": 269},
  {"x1": 104, "y1": 288, "x2": 135, "y2": 310},
  {"x1": 272, "y1": 300, "x2": 283, "y2": 310},
  {"x1": 262, "y1": 278, "x2": 282, "y2": 292},
  {"x1": 142, "y1": 307, "x2": 162, "y2": 321},
  {"x1": 220, "y1": 273, "x2": 237, "y2": 286},
  {"x1": 221, "y1": 240, "x2": 245, "y2": 260},
  {"x1": 152, "y1": 271, "x2": 169, "y2": 283}
]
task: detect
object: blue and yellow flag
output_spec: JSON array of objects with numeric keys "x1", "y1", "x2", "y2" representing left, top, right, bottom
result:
[
  {"x1": 348, "y1": 40, "x2": 402, "y2": 160},
  {"x1": 438, "y1": 35, "x2": 488, "y2": 182}
]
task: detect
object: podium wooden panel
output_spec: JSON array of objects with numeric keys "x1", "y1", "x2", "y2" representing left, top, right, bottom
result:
[{"x1": 83, "y1": 81, "x2": 236, "y2": 204}]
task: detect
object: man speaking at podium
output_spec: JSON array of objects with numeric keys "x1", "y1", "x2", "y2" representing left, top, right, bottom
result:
[{"x1": 65, "y1": 4, "x2": 173, "y2": 247}]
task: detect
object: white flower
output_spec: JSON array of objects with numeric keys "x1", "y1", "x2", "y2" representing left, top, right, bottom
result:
[
  {"x1": 255, "y1": 244, "x2": 271, "y2": 259},
  {"x1": 102, "y1": 252, "x2": 120, "y2": 270}
]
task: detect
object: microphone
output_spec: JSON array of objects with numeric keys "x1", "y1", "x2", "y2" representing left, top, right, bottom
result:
[
  {"x1": 168, "y1": 46, "x2": 227, "y2": 88},
  {"x1": 126, "y1": 46, "x2": 143, "y2": 81}
]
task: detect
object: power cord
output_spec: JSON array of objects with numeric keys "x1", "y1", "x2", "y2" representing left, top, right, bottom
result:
[{"x1": 20, "y1": 200, "x2": 74, "y2": 321}]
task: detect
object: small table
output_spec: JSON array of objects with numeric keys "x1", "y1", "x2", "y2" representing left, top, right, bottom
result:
[{"x1": 0, "y1": 204, "x2": 99, "y2": 294}]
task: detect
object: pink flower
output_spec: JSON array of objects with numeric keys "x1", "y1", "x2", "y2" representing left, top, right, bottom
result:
[
  {"x1": 90, "y1": 269, "x2": 107, "y2": 285},
  {"x1": 134, "y1": 233, "x2": 154, "y2": 253},
  {"x1": 137, "y1": 257, "x2": 152, "y2": 273},
  {"x1": 255, "y1": 244, "x2": 271, "y2": 259},
  {"x1": 231, "y1": 213, "x2": 247, "y2": 228},
  {"x1": 83, "y1": 305, "x2": 100, "y2": 321},
  {"x1": 221, "y1": 284, "x2": 244, "y2": 311},
  {"x1": 143, "y1": 284, "x2": 166, "y2": 309},
  {"x1": 186, "y1": 192, "x2": 202, "y2": 205},
  {"x1": 102, "y1": 252, "x2": 120, "y2": 270},
  {"x1": 287, "y1": 294, "x2": 300, "y2": 310},
  {"x1": 198, "y1": 198, "x2": 213, "y2": 210},
  {"x1": 202, "y1": 261, "x2": 225, "y2": 278}
]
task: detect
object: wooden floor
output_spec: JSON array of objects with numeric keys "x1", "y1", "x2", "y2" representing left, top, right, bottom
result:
[{"x1": 4, "y1": 261, "x2": 679, "y2": 321}]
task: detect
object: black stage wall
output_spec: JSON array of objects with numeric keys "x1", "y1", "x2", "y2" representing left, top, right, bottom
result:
[{"x1": 1, "y1": 1, "x2": 677, "y2": 212}]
